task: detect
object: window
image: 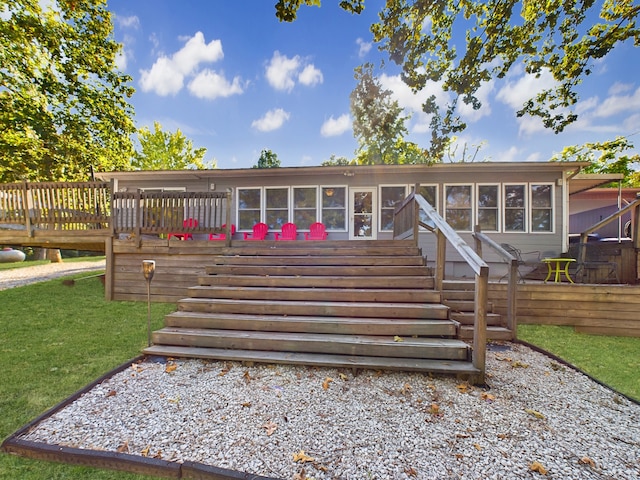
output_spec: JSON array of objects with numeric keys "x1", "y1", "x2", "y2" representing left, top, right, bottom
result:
[
  {"x1": 445, "y1": 185, "x2": 472, "y2": 231},
  {"x1": 237, "y1": 188, "x2": 262, "y2": 230},
  {"x1": 321, "y1": 186, "x2": 346, "y2": 230},
  {"x1": 477, "y1": 184, "x2": 499, "y2": 232},
  {"x1": 379, "y1": 185, "x2": 407, "y2": 231},
  {"x1": 293, "y1": 187, "x2": 317, "y2": 229},
  {"x1": 530, "y1": 184, "x2": 553, "y2": 232},
  {"x1": 265, "y1": 187, "x2": 289, "y2": 230},
  {"x1": 503, "y1": 184, "x2": 526, "y2": 232},
  {"x1": 412, "y1": 184, "x2": 437, "y2": 230}
]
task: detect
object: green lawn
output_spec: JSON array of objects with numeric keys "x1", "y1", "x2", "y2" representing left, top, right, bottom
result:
[
  {"x1": 0, "y1": 270, "x2": 174, "y2": 480},
  {"x1": 1, "y1": 271, "x2": 638, "y2": 479}
]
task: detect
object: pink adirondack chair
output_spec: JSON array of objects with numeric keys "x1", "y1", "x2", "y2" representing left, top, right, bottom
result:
[
  {"x1": 209, "y1": 224, "x2": 236, "y2": 241},
  {"x1": 304, "y1": 222, "x2": 327, "y2": 240},
  {"x1": 275, "y1": 222, "x2": 298, "y2": 241},
  {"x1": 243, "y1": 222, "x2": 268, "y2": 241},
  {"x1": 168, "y1": 218, "x2": 198, "y2": 240}
]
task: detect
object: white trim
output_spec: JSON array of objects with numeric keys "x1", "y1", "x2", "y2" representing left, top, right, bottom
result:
[
  {"x1": 476, "y1": 183, "x2": 501, "y2": 233},
  {"x1": 379, "y1": 184, "x2": 407, "y2": 232},
  {"x1": 320, "y1": 185, "x2": 348, "y2": 232},
  {"x1": 291, "y1": 185, "x2": 319, "y2": 231},
  {"x1": 529, "y1": 182, "x2": 555, "y2": 234},
  {"x1": 444, "y1": 183, "x2": 474, "y2": 233},
  {"x1": 349, "y1": 187, "x2": 377, "y2": 240},
  {"x1": 503, "y1": 183, "x2": 528, "y2": 233}
]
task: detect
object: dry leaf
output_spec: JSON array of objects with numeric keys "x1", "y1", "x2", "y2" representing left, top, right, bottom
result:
[
  {"x1": 165, "y1": 363, "x2": 177, "y2": 373},
  {"x1": 429, "y1": 403, "x2": 440, "y2": 415},
  {"x1": 473, "y1": 443, "x2": 482, "y2": 451},
  {"x1": 457, "y1": 383, "x2": 471, "y2": 394},
  {"x1": 481, "y1": 392, "x2": 495, "y2": 403},
  {"x1": 243, "y1": 370, "x2": 253, "y2": 383},
  {"x1": 168, "y1": 396, "x2": 180, "y2": 404},
  {"x1": 241, "y1": 401, "x2": 252, "y2": 408},
  {"x1": 393, "y1": 335, "x2": 404, "y2": 342},
  {"x1": 525, "y1": 408, "x2": 545, "y2": 419},
  {"x1": 338, "y1": 373, "x2": 348, "y2": 381},
  {"x1": 529, "y1": 461, "x2": 548, "y2": 475},
  {"x1": 293, "y1": 468, "x2": 307, "y2": 480},
  {"x1": 140, "y1": 445, "x2": 150, "y2": 457},
  {"x1": 511, "y1": 360, "x2": 529, "y2": 369},
  {"x1": 497, "y1": 433, "x2": 508, "y2": 439},
  {"x1": 579, "y1": 457, "x2": 596, "y2": 468},
  {"x1": 322, "y1": 377, "x2": 333, "y2": 390},
  {"x1": 106, "y1": 389, "x2": 117, "y2": 398},
  {"x1": 293, "y1": 450, "x2": 315, "y2": 463},
  {"x1": 153, "y1": 450, "x2": 163, "y2": 459},
  {"x1": 401, "y1": 383, "x2": 412, "y2": 395},
  {"x1": 262, "y1": 421, "x2": 278, "y2": 436},
  {"x1": 116, "y1": 440, "x2": 129, "y2": 453},
  {"x1": 404, "y1": 466, "x2": 418, "y2": 477}
]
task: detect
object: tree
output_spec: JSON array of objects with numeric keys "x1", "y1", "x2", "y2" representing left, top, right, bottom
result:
[
  {"x1": 276, "y1": 1, "x2": 640, "y2": 159},
  {"x1": 252, "y1": 149, "x2": 281, "y2": 168},
  {"x1": 0, "y1": 0, "x2": 136, "y2": 182},
  {"x1": 350, "y1": 63, "x2": 429, "y2": 164},
  {"x1": 321, "y1": 154, "x2": 355, "y2": 166},
  {"x1": 132, "y1": 122, "x2": 209, "y2": 170},
  {"x1": 553, "y1": 136, "x2": 640, "y2": 187}
]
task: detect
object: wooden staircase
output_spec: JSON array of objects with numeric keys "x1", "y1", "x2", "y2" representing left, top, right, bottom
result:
[{"x1": 143, "y1": 240, "x2": 481, "y2": 378}]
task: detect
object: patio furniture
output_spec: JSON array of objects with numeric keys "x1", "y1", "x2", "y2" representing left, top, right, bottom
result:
[
  {"x1": 243, "y1": 222, "x2": 268, "y2": 241},
  {"x1": 168, "y1": 218, "x2": 198, "y2": 240},
  {"x1": 275, "y1": 222, "x2": 297, "y2": 241},
  {"x1": 542, "y1": 257, "x2": 576, "y2": 283},
  {"x1": 304, "y1": 222, "x2": 327, "y2": 240},
  {"x1": 500, "y1": 243, "x2": 542, "y2": 282},
  {"x1": 209, "y1": 224, "x2": 236, "y2": 241}
]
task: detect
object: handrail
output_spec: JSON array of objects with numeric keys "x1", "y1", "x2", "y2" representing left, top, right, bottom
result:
[
  {"x1": 472, "y1": 228, "x2": 517, "y2": 339},
  {"x1": 394, "y1": 190, "x2": 489, "y2": 384}
]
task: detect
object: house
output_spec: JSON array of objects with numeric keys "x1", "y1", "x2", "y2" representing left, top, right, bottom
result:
[
  {"x1": 99, "y1": 161, "x2": 597, "y2": 278},
  {"x1": 570, "y1": 187, "x2": 639, "y2": 239}
]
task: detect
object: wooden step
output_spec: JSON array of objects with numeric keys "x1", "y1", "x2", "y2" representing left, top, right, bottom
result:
[
  {"x1": 177, "y1": 298, "x2": 451, "y2": 320},
  {"x1": 165, "y1": 311, "x2": 457, "y2": 336},
  {"x1": 442, "y1": 281, "x2": 476, "y2": 291},
  {"x1": 205, "y1": 265, "x2": 431, "y2": 277},
  {"x1": 198, "y1": 275, "x2": 435, "y2": 289},
  {"x1": 443, "y1": 299, "x2": 494, "y2": 313},
  {"x1": 208, "y1": 255, "x2": 424, "y2": 266},
  {"x1": 441, "y1": 290, "x2": 475, "y2": 301},
  {"x1": 142, "y1": 345, "x2": 481, "y2": 376},
  {"x1": 188, "y1": 286, "x2": 442, "y2": 303},
  {"x1": 459, "y1": 325, "x2": 513, "y2": 341},
  {"x1": 151, "y1": 328, "x2": 470, "y2": 360},
  {"x1": 449, "y1": 312, "x2": 503, "y2": 326},
  {"x1": 218, "y1": 245, "x2": 423, "y2": 256}
]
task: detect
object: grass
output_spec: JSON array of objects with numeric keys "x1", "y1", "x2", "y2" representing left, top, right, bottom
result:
[
  {"x1": 518, "y1": 324, "x2": 640, "y2": 401},
  {"x1": 1, "y1": 273, "x2": 638, "y2": 478},
  {"x1": 0, "y1": 270, "x2": 174, "y2": 480}
]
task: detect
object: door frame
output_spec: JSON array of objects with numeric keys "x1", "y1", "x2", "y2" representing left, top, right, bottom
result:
[{"x1": 349, "y1": 187, "x2": 377, "y2": 240}]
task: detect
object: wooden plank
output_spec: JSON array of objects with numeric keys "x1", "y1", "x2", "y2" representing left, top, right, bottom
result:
[
  {"x1": 449, "y1": 312, "x2": 503, "y2": 326},
  {"x1": 177, "y1": 298, "x2": 451, "y2": 320},
  {"x1": 204, "y1": 265, "x2": 431, "y2": 276},
  {"x1": 458, "y1": 326, "x2": 513, "y2": 341},
  {"x1": 164, "y1": 312, "x2": 457, "y2": 336},
  {"x1": 151, "y1": 328, "x2": 470, "y2": 360},
  {"x1": 207, "y1": 255, "x2": 424, "y2": 266},
  {"x1": 142, "y1": 345, "x2": 480, "y2": 375},
  {"x1": 187, "y1": 286, "x2": 442, "y2": 303},
  {"x1": 198, "y1": 275, "x2": 434, "y2": 289}
]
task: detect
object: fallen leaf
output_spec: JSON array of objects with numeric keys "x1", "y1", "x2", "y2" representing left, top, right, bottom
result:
[
  {"x1": 262, "y1": 421, "x2": 278, "y2": 436},
  {"x1": 106, "y1": 389, "x2": 117, "y2": 398},
  {"x1": 404, "y1": 466, "x2": 418, "y2": 477},
  {"x1": 579, "y1": 456, "x2": 596, "y2": 468},
  {"x1": 494, "y1": 354, "x2": 512, "y2": 362},
  {"x1": 140, "y1": 445, "x2": 150, "y2": 457},
  {"x1": 401, "y1": 383, "x2": 412, "y2": 395},
  {"x1": 473, "y1": 443, "x2": 482, "y2": 451},
  {"x1": 165, "y1": 363, "x2": 177, "y2": 373},
  {"x1": 393, "y1": 335, "x2": 404, "y2": 342},
  {"x1": 480, "y1": 392, "x2": 495, "y2": 403},
  {"x1": 322, "y1": 377, "x2": 333, "y2": 390},
  {"x1": 293, "y1": 450, "x2": 315, "y2": 463},
  {"x1": 293, "y1": 468, "x2": 307, "y2": 480},
  {"x1": 511, "y1": 360, "x2": 529, "y2": 369},
  {"x1": 241, "y1": 401, "x2": 252, "y2": 408},
  {"x1": 429, "y1": 403, "x2": 440, "y2": 415},
  {"x1": 168, "y1": 396, "x2": 180, "y2": 404},
  {"x1": 457, "y1": 383, "x2": 471, "y2": 394},
  {"x1": 243, "y1": 371, "x2": 253, "y2": 383},
  {"x1": 338, "y1": 373, "x2": 348, "y2": 381},
  {"x1": 497, "y1": 433, "x2": 508, "y2": 439},
  {"x1": 525, "y1": 408, "x2": 545, "y2": 419},
  {"x1": 153, "y1": 450, "x2": 162, "y2": 459},
  {"x1": 116, "y1": 440, "x2": 129, "y2": 453},
  {"x1": 529, "y1": 461, "x2": 548, "y2": 475}
]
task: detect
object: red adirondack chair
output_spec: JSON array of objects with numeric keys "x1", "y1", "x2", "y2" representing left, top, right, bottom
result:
[
  {"x1": 275, "y1": 222, "x2": 297, "y2": 241},
  {"x1": 209, "y1": 224, "x2": 236, "y2": 241},
  {"x1": 243, "y1": 222, "x2": 268, "y2": 241},
  {"x1": 168, "y1": 218, "x2": 198, "y2": 240},
  {"x1": 304, "y1": 222, "x2": 327, "y2": 240}
]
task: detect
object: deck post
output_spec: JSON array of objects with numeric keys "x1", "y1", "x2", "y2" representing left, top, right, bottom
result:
[
  {"x1": 225, "y1": 189, "x2": 232, "y2": 247},
  {"x1": 435, "y1": 230, "x2": 446, "y2": 291},
  {"x1": 21, "y1": 181, "x2": 33, "y2": 237},
  {"x1": 104, "y1": 236, "x2": 114, "y2": 301},
  {"x1": 472, "y1": 268, "x2": 488, "y2": 384}
]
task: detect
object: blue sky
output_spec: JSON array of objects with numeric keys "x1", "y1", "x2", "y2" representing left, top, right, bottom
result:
[{"x1": 107, "y1": 0, "x2": 640, "y2": 169}]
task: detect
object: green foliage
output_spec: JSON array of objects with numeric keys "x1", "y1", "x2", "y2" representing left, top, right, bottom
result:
[
  {"x1": 0, "y1": 0, "x2": 136, "y2": 182},
  {"x1": 132, "y1": 122, "x2": 209, "y2": 170},
  {"x1": 350, "y1": 63, "x2": 430, "y2": 165},
  {"x1": 552, "y1": 136, "x2": 640, "y2": 187},
  {"x1": 0, "y1": 270, "x2": 173, "y2": 479},
  {"x1": 277, "y1": 1, "x2": 640, "y2": 159},
  {"x1": 321, "y1": 154, "x2": 356, "y2": 166},
  {"x1": 518, "y1": 325, "x2": 640, "y2": 401},
  {"x1": 252, "y1": 149, "x2": 281, "y2": 168}
]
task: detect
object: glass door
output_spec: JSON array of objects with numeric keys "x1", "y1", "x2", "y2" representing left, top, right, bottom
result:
[{"x1": 349, "y1": 188, "x2": 377, "y2": 240}]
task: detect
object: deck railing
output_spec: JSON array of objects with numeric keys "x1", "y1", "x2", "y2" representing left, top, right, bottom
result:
[{"x1": 394, "y1": 190, "x2": 489, "y2": 383}]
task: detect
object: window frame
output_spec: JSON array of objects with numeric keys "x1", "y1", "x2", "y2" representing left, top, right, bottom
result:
[
  {"x1": 320, "y1": 185, "x2": 348, "y2": 232},
  {"x1": 475, "y1": 183, "x2": 500, "y2": 233},
  {"x1": 236, "y1": 187, "x2": 263, "y2": 231},
  {"x1": 379, "y1": 184, "x2": 408, "y2": 232},
  {"x1": 502, "y1": 183, "x2": 528, "y2": 233},
  {"x1": 529, "y1": 182, "x2": 555, "y2": 234},
  {"x1": 444, "y1": 183, "x2": 474, "y2": 232},
  {"x1": 292, "y1": 185, "x2": 319, "y2": 230}
]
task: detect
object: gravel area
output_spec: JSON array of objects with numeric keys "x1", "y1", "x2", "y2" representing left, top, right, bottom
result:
[
  {"x1": 0, "y1": 259, "x2": 105, "y2": 290},
  {"x1": 20, "y1": 343, "x2": 640, "y2": 479}
]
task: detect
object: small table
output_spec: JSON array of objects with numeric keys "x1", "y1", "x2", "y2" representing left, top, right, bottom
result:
[{"x1": 542, "y1": 258, "x2": 575, "y2": 283}]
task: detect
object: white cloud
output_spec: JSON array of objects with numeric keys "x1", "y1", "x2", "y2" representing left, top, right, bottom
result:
[
  {"x1": 188, "y1": 69, "x2": 244, "y2": 99},
  {"x1": 593, "y1": 86, "x2": 640, "y2": 118},
  {"x1": 139, "y1": 32, "x2": 224, "y2": 96},
  {"x1": 457, "y1": 81, "x2": 495, "y2": 123},
  {"x1": 265, "y1": 51, "x2": 322, "y2": 92},
  {"x1": 320, "y1": 114, "x2": 351, "y2": 137},
  {"x1": 252, "y1": 108, "x2": 290, "y2": 132},
  {"x1": 609, "y1": 82, "x2": 634, "y2": 95},
  {"x1": 115, "y1": 49, "x2": 127, "y2": 70},
  {"x1": 266, "y1": 51, "x2": 301, "y2": 92},
  {"x1": 298, "y1": 64, "x2": 323, "y2": 87},
  {"x1": 115, "y1": 15, "x2": 140, "y2": 29},
  {"x1": 356, "y1": 38, "x2": 371, "y2": 58},
  {"x1": 496, "y1": 68, "x2": 557, "y2": 110}
]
